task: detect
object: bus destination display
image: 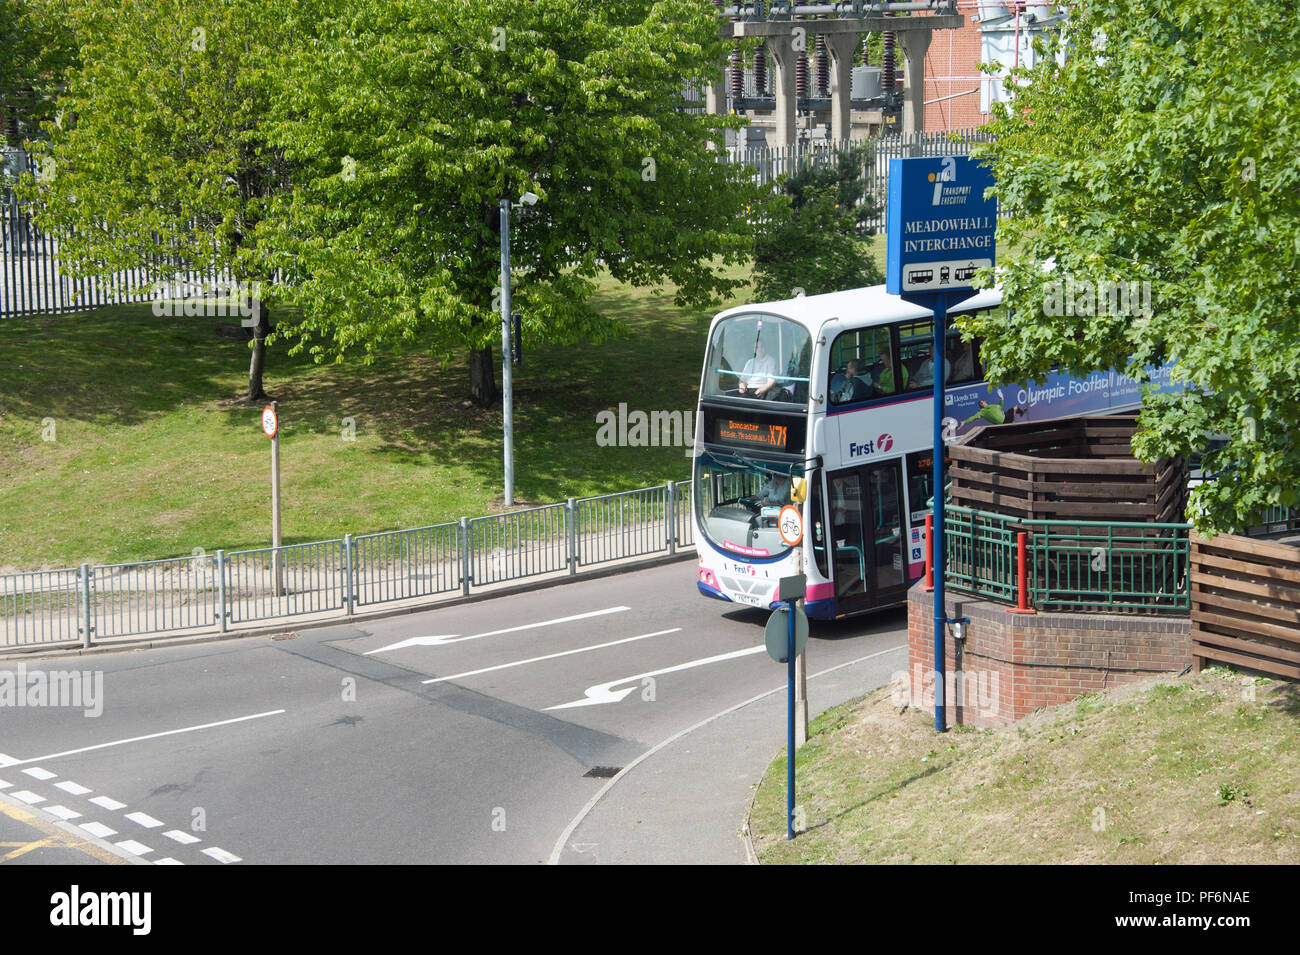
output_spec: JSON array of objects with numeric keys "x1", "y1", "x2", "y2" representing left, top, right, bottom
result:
[{"x1": 713, "y1": 417, "x2": 789, "y2": 451}]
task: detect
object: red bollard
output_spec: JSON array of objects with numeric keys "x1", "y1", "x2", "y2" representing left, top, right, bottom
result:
[
  {"x1": 1009, "y1": 530, "x2": 1036, "y2": 614},
  {"x1": 924, "y1": 513, "x2": 934, "y2": 591}
]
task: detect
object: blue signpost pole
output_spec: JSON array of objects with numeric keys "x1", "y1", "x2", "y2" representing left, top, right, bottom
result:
[
  {"x1": 887, "y1": 154, "x2": 995, "y2": 734},
  {"x1": 932, "y1": 297, "x2": 947, "y2": 733},
  {"x1": 787, "y1": 601, "x2": 796, "y2": 840}
]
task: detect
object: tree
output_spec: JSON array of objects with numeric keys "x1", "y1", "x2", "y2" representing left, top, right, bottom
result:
[
  {"x1": 963, "y1": 0, "x2": 1300, "y2": 533},
  {"x1": 257, "y1": 0, "x2": 758, "y2": 405},
  {"x1": 0, "y1": 0, "x2": 77, "y2": 148},
  {"x1": 21, "y1": 0, "x2": 306, "y2": 401},
  {"x1": 752, "y1": 144, "x2": 883, "y2": 302}
]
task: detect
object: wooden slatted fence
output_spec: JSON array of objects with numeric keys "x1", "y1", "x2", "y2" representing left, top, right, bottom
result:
[{"x1": 1191, "y1": 532, "x2": 1300, "y2": 680}]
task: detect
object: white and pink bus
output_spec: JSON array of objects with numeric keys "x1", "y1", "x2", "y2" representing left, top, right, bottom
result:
[{"x1": 691, "y1": 282, "x2": 1175, "y2": 619}]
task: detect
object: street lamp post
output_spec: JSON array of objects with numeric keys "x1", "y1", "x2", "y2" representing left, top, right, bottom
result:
[{"x1": 499, "y1": 191, "x2": 538, "y2": 507}]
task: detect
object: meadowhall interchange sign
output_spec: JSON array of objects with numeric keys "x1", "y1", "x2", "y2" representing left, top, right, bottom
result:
[{"x1": 886, "y1": 155, "x2": 997, "y2": 297}]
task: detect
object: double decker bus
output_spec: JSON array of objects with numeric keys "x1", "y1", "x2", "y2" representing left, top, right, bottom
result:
[{"x1": 691, "y1": 283, "x2": 1177, "y2": 619}]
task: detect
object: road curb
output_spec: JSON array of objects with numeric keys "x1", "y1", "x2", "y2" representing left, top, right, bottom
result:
[{"x1": 0, "y1": 551, "x2": 696, "y2": 664}]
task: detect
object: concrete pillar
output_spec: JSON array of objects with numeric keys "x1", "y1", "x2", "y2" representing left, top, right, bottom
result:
[
  {"x1": 825, "y1": 31, "x2": 860, "y2": 144},
  {"x1": 897, "y1": 29, "x2": 933, "y2": 137},
  {"x1": 705, "y1": 78, "x2": 725, "y2": 116},
  {"x1": 765, "y1": 31, "x2": 799, "y2": 148}
]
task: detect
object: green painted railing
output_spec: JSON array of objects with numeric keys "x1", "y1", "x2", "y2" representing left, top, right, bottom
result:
[{"x1": 944, "y1": 505, "x2": 1192, "y2": 614}]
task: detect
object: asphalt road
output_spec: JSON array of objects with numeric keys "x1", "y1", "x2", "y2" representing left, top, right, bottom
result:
[{"x1": 0, "y1": 560, "x2": 907, "y2": 864}]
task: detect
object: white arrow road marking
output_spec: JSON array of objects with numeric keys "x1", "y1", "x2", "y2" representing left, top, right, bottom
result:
[
  {"x1": 364, "y1": 606, "x2": 630, "y2": 655},
  {"x1": 361, "y1": 635, "x2": 459, "y2": 655},
  {"x1": 423, "y1": 629, "x2": 681, "y2": 685},
  {"x1": 547, "y1": 645, "x2": 767, "y2": 710}
]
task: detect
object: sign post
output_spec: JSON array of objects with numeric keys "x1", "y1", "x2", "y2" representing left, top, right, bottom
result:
[
  {"x1": 887, "y1": 155, "x2": 997, "y2": 733},
  {"x1": 262, "y1": 402, "x2": 283, "y2": 597},
  {"x1": 779, "y1": 504, "x2": 810, "y2": 746},
  {"x1": 768, "y1": 492, "x2": 807, "y2": 842}
]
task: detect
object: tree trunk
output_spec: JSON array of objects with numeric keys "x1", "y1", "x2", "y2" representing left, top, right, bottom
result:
[
  {"x1": 469, "y1": 344, "x2": 497, "y2": 406},
  {"x1": 247, "y1": 304, "x2": 271, "y2": 402}
]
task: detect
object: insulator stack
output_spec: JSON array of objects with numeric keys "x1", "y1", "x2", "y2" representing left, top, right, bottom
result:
[
  {"x1": 816, "y1": 33, "x2": 829, "y2": 96},
  {"x1": 882, "y1": 31, "x2": 897, "y2": 93}
]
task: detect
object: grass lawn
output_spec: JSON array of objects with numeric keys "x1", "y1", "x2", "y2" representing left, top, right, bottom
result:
[
  {"x1": 751, "y1": 666, "x2": 1300, "y2": 864},
  {"x1": 0, "y1": 270, "x2": 756, "y2": 568}
]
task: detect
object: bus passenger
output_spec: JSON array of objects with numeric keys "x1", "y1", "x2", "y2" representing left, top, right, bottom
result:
[
  {"x1": 875, "y1": 349, "x2": 907, "y2": 395},
  {"x1": 738, "y1": 339, "x2": 781, "y2": 399},
  {"x1": 835, "y1": 359, "x2": 870, "y2": 403}
]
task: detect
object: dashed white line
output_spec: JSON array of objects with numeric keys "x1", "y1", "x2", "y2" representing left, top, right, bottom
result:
[
  {"x1": 0, "y1": 779, "x2": 11, "y2": 790},
  {"x1": 422, "y1": 628, "x2": 683, "y2": 685},
  {"x1": 21, "y1": 767, "x2": 56, "y2": 780},
  {"x1": 154, "y1": 857, "x2": 184, "y2": 865},
  {"x1": 89, "y1": 796, "x2": 126, "y2": 811},
  {"x1": 10, "y1": 790, "x2": 46, "y2": 805},
  {"x1": 163, "y1": 829, "x2": 200, "y2": 845},
  {"x1": 6, "y1": 709, "x2": 287, "y2": 765},
  {"x1": 201, "y1": 846, "x2": 241, "y2": 864},
  {"x1": 0, "y1": 754, "x2": 17, "y2": 767},
  {"x1": 54, "y1": 780, "x2": 92, "y2": 796},
  {"x1": 114, "y1": 840, "x2": 154, "y2": 857},
  {"x1": 45, "y1": 805, "x2": 82, "y2": 821},
  {"x1": 125, "y1": 811, "x2": 164, "y2": 829},
  {"x1": 79, "y1": 821, "x2": 117, "y2": 839}
]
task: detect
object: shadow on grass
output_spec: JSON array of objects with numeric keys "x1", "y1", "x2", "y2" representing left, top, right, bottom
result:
[
  {"x1": 801, "y1": 762, "x2": 947, "y2": 834},
  {"x1": 0, "y1": 307, "x2": 247, "y2": 426}
]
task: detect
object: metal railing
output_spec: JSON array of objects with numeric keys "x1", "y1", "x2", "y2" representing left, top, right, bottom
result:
[
  {"x1": 944, "y1": 505, "x2": 1193, "y2": 613},
  {"x1": 945, "y1": 507, "x2": 1018, "y2": 603},
  {"x1": 723, "y1": 128, "x2": 995, "y2": 233},
  {"x1": 0, "y1": 480, "x2": 696, "y2": 650}
]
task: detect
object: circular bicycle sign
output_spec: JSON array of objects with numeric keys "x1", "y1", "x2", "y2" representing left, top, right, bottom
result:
[
  {"x1": 778, "y1": 505, "x2": 803, "y2": 547},
  {"x1": 261, "y1": 404, "x2": 278, "y2": 438}
]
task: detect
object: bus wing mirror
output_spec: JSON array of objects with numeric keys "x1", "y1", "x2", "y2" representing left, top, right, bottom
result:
[{"x1": 790, "y1": 477, "x2": 808, "y2": 503}]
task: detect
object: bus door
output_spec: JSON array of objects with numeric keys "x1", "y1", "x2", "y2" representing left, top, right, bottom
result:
[{"x1": 827, "y1": 460, "x2": 907, "y2": 613}]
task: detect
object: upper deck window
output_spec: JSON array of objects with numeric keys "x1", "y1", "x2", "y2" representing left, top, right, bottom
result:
[
  {"x1": 828, "y1": 326, "x2": 896, "y2": 404},
  {"x1": 898, "y1": 318, "x2": 984, "y2": 392},
  {"x1": 703, "y1": 313, "x2": 812, "y2": 406}
]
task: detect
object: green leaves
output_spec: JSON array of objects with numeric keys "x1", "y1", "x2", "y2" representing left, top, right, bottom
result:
[
  {"x1": 258, "y1": 0, "x2": 759, "y2": 381},
  {"x1": 968, "y1": 0, "x2": 1300, "y2": 534},
  {"x1": 752, "y1": 144, "x2": 884, "y2": 302}
]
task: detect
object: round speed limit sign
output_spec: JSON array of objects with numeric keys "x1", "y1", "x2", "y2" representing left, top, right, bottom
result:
[
  {"x1": 261, "y1": 404, "x2": 278, "y2": 438},
  {"x1": 778, "y1": 505, "x2": 803, "y2": 547}
]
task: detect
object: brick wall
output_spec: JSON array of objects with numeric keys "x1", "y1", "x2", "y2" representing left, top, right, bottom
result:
[
  {"x1": 906, "y1": 581, "x2": 1192, "y2": 728},
  {"x1": 923, "y1": 9, "x2": 986, "y2": 130}
]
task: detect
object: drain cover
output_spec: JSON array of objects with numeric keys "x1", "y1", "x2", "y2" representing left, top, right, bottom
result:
[{"x1": 583, "y1": 766, "x2": 622, "y2": 779}]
